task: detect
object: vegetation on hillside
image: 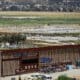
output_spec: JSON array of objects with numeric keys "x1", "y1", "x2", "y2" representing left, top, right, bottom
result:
[
  {"x1": 0, "y1": 12, "x2": 80, "y2": 26},
  {"x1": 0, "y1": 34, "x2": 26, "y2": 44}
]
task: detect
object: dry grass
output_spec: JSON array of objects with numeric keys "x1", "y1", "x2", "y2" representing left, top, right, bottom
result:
[{"x1": 0, "y1": 11, "x2": 80, "y2": 19}]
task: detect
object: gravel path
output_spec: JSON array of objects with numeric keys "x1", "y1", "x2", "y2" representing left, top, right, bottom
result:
[{"x1": 0, "y1": 69, "x2": 80, "y2": 80}]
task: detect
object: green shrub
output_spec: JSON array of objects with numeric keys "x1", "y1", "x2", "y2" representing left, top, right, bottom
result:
[{"x1": 57, "y1": 75, "x2": 72, "y2": 80}]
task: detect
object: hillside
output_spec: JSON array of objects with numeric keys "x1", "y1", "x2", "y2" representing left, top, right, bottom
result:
[{"x1": 0, "y1": 0, "x2": 80, "y2": 11}]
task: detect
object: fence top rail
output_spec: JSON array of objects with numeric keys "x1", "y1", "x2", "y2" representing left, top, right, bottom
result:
[{"x1": 0, "y1": 44, "x2": 80, "y2": 54}]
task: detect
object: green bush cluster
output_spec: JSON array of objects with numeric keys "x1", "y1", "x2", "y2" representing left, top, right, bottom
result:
[{"x1": 57, "y1": 75, "x2": 72, "y2": 80}]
